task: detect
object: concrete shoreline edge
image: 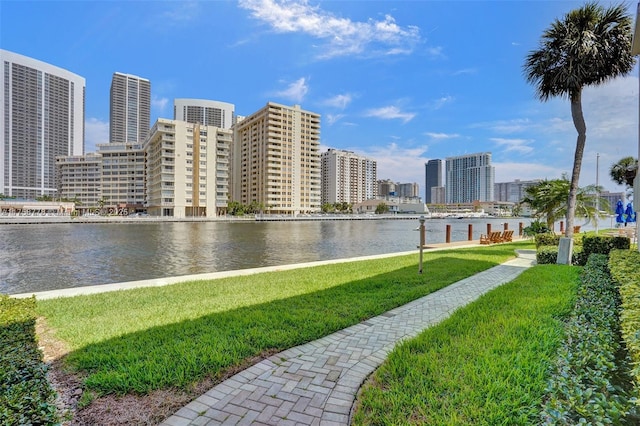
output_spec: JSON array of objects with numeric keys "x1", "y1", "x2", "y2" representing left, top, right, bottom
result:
[{"x1": 11, "y1": 242, "x2": 485, "y2": 300}]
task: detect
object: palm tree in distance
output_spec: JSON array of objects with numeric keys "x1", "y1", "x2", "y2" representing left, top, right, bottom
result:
[
  {"x1": 524, "y1": 2, "x2": 634, "y2": 264},
  {"x1": 610, "y1": 156, "x2": 638, "y2": 189}
]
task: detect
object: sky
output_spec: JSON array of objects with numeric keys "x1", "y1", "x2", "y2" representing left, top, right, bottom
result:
[{"x1": 2, "y1": 0, "x2": 639, "y2": 199}]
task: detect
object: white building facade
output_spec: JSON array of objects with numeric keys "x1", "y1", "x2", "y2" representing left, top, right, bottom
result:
[
  {"x1": 232, "y1": 102, "x2": 321, "y2": 215},
  {"x1": 321, "y1": 148, "x2": 376, "y2": 205},
  {"x1": 446, "y1": 152, "x2": 495, "y2": 203},
  {"x1": 1, "y1": 49, "x2": 85, "y2": 198},
  {"x1": 56, "y1": 153, "x2": 101, "y2": 211},
  {"x1": 97, "y1": 142, "x2": 146, "y2": 212},
  {"x1": 145, "y1": 118, "x2": 230, "y2": 218}
]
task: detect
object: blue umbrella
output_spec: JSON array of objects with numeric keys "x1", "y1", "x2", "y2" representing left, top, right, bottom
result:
[
  {"x1": 616, "y1": 200, "x2": 625, "y2": 224},
  {"x1": 625, "y1": 202, "x2": 636, "y2": 224}
]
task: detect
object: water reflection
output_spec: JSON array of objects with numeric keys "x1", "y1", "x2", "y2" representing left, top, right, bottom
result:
[{"x1": 0, "y1": 217, "x2": 560, "y2": 294}]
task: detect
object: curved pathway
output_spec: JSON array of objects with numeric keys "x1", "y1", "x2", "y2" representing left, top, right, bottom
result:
[{"x1": 161, "y1": 250, "x2": 536, "y2": 426}]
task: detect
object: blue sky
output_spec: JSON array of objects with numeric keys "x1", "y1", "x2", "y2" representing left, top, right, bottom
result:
[{"x1": 2, "y1": 0, "x2": 638, "y2": 197}]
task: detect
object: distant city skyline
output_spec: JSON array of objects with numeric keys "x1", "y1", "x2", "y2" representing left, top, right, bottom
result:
[{"x1": 2, "y1": 1, "x2": 637, "y2": 199}]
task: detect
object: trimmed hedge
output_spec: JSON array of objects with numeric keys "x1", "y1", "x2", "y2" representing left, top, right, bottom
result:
[
  {"x1": 584, "y1": 235, "x2": 631, "y2": 255},
  {"x1": 541, "y1": 254, "x2": 637, "y2": 423},
  {"x1": 609, "y1": 250, "x2": 640, "y2": 388},
  {"x1": 534, "y1": 232, "x2": 560, "y2": 248},
  {"x1": 0, "y1": 295, "x2": 59, "y2": 425},
  {"x1": 536, "y1": 235, "x2": 630, "y2": 266}
]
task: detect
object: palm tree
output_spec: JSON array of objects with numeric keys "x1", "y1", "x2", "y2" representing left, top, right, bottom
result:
[
  {"x1": 610, "y1": 156, "x2": 637, "y2": 188},
  {"x1": 523, "y1": 178, "x2": 604, "y2": 230},
  {"x1": 524, "y1": 2, "x2": 634, "y2": 263},
  {"x1": 523, "y1": 179, "x2": 569, "y2": 229}
]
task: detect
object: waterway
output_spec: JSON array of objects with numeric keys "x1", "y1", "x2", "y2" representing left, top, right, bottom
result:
[{"x1": 1, "y1": 216, "x2": 603, "y2": 295}]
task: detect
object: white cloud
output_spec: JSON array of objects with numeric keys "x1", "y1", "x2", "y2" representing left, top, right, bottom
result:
[
  {"x1": 425, "y1": 132, "x2": 460, "y2": 140},
  {"x1": 85, "y1": 118, "x2": 109, "y2": 153},
  {"x1": 425, "y1": 46, "x2": 443, "y2": 57},
  {"x1": 472, "y1": 118, "x2": 533, "y2": 134},
  {"x1": 152, "y1": 96, "x2": 169, "y2": 112},
  {"x1": 453, "y1": 68, "x2": 477, "y2": 76},
  {"x1": 490, "y1": 138, "x2": 534, "y2": 154},
  {"x1": 325, "y1": 114, "x2": 345, "y2": 125},
  {"x1": 357, "y1": 142, "x2": 428, "y2": 183},
  {"x1": 322, "y1": 93, "x2": 352, "y2": 109},
  {"x1": 432, "y1": 95, "x2": 454, "y2": 110},
  {"x1": 364, "y1": 106, "x2": 415, "y2": 123},
  {"x1": 159, "y1": 1, "x2": 200, "y2": 25},
  {"x1": 274, "y1": 77, "x2": 309, "y2": 103},
  {"x1": 494, "y1": 161, "x2": 561, "y2": 183},
  {"x1": 238, "y1": 0, "x2": 421, "y2": 59}
]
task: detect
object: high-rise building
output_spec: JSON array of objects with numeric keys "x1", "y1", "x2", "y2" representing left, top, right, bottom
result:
[
  {"x1": 321, "y1": 148, "x2": 376, "y2": 205},
  {"x1": 56, "y1": 153, "x2": 101, "y2": 211},
  {"x1": 377, "y1": 179, "x2": 396, "y2": 197},
  {"x1": 1, "y1": 49, "x2": 85, "y2": 198},
  {"x1": 145, "y1": 118, "x2": 231, "y2": 218},
  {"x1": 109, "y1": 72, "x2": 150, "y2": 144},
  {"x1": 600, "y1": 191, "x2": 626, "y2": 214},
  {"x1": 445, "y1": 152, "x2": 494, "y2": 203},
  {"x1": 232, "y1": 102, "x2": 321, "y2": 215},
  {"x1": 494, "y1": 179, "x2": 541, "y2": 203},
  {"x1": 174, "y1": 99, "x2": 235, "y2": 129},
  {"x1": 97, "y1": 142, "x2": 146, "y2": 212},
  {"x1": 425, "y1": 159, "x2": 442, "y2": 204},
  {"x1": 397, "y1": 182, "x2": 419, "y2": 199}
]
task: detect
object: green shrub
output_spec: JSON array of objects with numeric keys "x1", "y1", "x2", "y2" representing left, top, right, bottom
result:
[
  {"x1": 541, "y1": 254, "x2": 636, "y2": 423},
  {"x1": 536, "y1": 246, "x2": 558, "y2": 264},
  {"x1": 609, "y1": 250, "x2": 640, "y2": 388},
  {"x1": 0, "y1": 295, "x2": 59, "y2": 425},
  {"x1": 523, "y1": 220, "x2": 550, "y2": 237},
  {"x1": 534, "y1": 232, "x2": 560, "y2": 248},
  {"x1": 582, "y1": 235, "x2": 631, "y2": 258},
  {"x1": 536, "y1": 245, "x2": 584, "y2": 265}
]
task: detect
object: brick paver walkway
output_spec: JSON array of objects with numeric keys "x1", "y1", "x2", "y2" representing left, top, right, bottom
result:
[{"x1": 161, "y1": 250, "x2": 536, "y2": 426}]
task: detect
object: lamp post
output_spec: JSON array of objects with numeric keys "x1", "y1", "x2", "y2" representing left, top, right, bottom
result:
[
  {"x1": 418, "y1": 215, "x2": 426, "y2": 274},
  {"x1": 596, "y1": 153, "x2": 599, "y2": 234},
  {"x1": 633, "y1": 2, "x2": 640, "y2": 252}
]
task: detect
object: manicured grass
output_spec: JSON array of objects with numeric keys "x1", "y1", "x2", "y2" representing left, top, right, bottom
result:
[
  {"x1": 352, "y1": 264, "x2": 579, "y2": 425},
  {"x1": 36, "y1": 241, "x2": 533, "y2": 395}
]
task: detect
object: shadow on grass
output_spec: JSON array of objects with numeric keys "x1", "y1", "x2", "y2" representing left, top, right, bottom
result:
[{"x1": 61, "y1": 254, "x2": 503, "y2": 396}]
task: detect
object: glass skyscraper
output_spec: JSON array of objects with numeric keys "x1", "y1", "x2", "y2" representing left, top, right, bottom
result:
[
  {"x1": 445, "y1": 152, "x2": 495, "y2": 203},
  {"x1": 425, "y1": 159, "x2": 442, "y2": 204},
  {"x1": 109, "y1": 72, "x2": 150, "y2": 144}
]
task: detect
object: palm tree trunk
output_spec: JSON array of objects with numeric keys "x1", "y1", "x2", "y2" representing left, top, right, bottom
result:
[
  {"x1": 559, "y1": 90, "x2": 587, "y2": 264},
  {"x1": 567, "y1": 90, "x2": 587, "y2": 237}
]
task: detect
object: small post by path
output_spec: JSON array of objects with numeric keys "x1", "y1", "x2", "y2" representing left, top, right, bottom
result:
[
  {"x1": 503, "y1": 222, "x2": 508, "y2": 231},
  {"x1": 446, "y1": 224, "x2": 451, "y2": 243},
  {"x1": 468, "y1": 224, "x2": 473, "y2": 241},
  {"x1": 519, "y1": 222, "x2": 524, "y2": 236},
  {"x1": 418, "y1": 216, "x2": 425, "y2": 274}
]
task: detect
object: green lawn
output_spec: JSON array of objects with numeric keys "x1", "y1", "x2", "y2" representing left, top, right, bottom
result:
[
  {"x1": 352, "y1": 264, "x2": 579, "y2": 425},
  {"x1": 37, "y1": 241, "x2": 533, "y2": 395}
]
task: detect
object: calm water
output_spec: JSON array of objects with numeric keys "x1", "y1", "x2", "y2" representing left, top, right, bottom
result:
[{"x1": 1, "y1": 217, "x2": 544, "y2": 294}]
